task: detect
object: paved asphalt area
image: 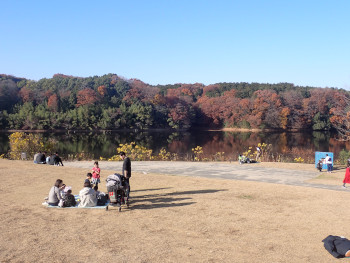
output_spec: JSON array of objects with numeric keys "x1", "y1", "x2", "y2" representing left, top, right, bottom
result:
[{"x1": 65, "y1": 161, "x2": 347, "y2": 192}]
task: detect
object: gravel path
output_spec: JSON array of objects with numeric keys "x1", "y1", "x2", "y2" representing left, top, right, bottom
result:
[{"x1": 64, "y1": 161, "x2": 346, "y2": 191}]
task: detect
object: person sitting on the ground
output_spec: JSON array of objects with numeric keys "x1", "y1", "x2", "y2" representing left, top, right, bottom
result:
[
  {"x1": 48, "y1": 179, "x2": 64, "y2": 206},
  {"x1": 94, "y1": 185, "x2": 108, "y2": 206},
  {"x1": 63, "y1": 189, "x2": 76, "y2": 207},
  {"x1": 48, "y1": 153, "x2": 56, "y2": 165},
  {"x1": 53, "y1": 152, "x2": 63, "y2": 166},
  {"x1": 238, "y1": 154, "x2": 244, "y2": 164},
  {"x1": 85, "y1": 173, "x2": 92, "y2": 185},
  {"x1": 33, "y1": 151, "x2": 40, "y2": 164},
  {"x1": 78, "y1": 182, "x2": 97, "y2": 207},
  {"x1": 60, "y1": 184, "x2": 67, "y2": 199},
  {"x1": 46, "y1": 153, "x2": 52, "y2": 164},
  {"x1": 35, "y1": 151, "x2": 46, "y2": 164}
]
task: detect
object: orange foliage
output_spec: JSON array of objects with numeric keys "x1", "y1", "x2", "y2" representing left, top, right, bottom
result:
[
  {"x1": 97, "y1": 85, "x2": 107, "y2": 96},
  {"x1": 48, "y1": 94, "x2": 59, "y2": 112},
  {"x1": 76, "y1": 88, "x2": 99, "y2": 107},
  {"x1": 19, "y1": 87, "x2": 34, "y2": 103}
]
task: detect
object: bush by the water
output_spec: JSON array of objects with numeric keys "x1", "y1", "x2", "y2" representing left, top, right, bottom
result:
[{"x1": 8, "y1": 132, "x2": 57, "y2": 160}]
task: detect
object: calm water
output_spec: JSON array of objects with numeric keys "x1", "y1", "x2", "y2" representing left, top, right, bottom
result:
[{"x1": 0, "y1": 130, "x2": 349, "y2": 162}]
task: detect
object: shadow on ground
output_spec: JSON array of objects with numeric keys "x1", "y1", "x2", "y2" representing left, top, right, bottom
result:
[{"x1": 128, "y1": 189, "x2": 227, "y2": 210}]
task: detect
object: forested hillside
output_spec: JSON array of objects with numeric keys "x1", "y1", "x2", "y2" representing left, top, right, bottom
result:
[{"x1": 0, "y1": 73, "x2": 348, "y2": 130}]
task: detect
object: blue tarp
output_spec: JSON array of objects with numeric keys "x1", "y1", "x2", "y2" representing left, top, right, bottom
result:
[{"x1": 315, "y1": 151, "x2": 333, "y2": 169}]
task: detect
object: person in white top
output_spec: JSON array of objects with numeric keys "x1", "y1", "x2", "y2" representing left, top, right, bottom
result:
[{"x1": 324, "y1": 154, "x2": 333, "y2": 173}]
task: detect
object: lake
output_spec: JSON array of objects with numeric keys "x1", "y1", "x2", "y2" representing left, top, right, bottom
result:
[{"x1": 1, "y1": 130, "x2": 349, "y2": 163}]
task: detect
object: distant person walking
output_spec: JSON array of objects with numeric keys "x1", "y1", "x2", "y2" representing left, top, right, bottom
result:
[
  {"x1": 256, "y1": 146, "x2": 262, "y2": 161},
  {"x1": 120, "y1": 152, "x2": 131, "y2": 200},
  {"x1": 343, "y1": 163, "x2": 350, "y2": 188}
]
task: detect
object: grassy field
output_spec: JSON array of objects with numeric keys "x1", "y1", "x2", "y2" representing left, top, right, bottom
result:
[{"x1": 0, "y1": 159, "x2": 349, "y2": 262}]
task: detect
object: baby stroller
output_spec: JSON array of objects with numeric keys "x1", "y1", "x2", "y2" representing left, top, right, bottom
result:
[{"x1": 105, "y1": 173, "x2": 129, "y2": 212}]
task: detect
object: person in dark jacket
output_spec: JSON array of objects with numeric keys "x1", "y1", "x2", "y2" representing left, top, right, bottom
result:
[
  {"x1": 120, "y1": 152, "x2": 131, "y2": 200},
  {"x1": 322, "y1": 235, "x2": 350, "y2": 258},
  {"x1": 53, "y1": 152, "x2": 63, "y2": 166},
  {"x1": 63, "y1": 189, "x2": 76, "y2": 207}
]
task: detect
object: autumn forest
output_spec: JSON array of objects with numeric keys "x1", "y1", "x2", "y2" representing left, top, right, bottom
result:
[{"x1": 0, "y1": 73, "x2": 348, "y2": 131}]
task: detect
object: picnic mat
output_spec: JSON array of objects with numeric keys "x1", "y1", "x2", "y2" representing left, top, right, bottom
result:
[{"x1": 42, "y1": 195, "x2": 110, "y2": 209}]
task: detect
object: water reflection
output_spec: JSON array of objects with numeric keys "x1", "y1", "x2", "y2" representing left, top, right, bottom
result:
[{"x1": 0, "y1": 130, "x2": 349, "y2": 161}]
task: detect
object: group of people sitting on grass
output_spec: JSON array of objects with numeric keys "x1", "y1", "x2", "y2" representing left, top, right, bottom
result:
[
  {"x1": 46, "y1": 161, "x2": 107, "y2": 208},
  {"x1": 47, "y1": 176, "x2": 108, "y2": 208},
  {"x1": 34, "y1": 151, "x2": 63, "y2": 166},
  {"x1": 45, "y1": 153, "x2": 131, "y2": 208}
]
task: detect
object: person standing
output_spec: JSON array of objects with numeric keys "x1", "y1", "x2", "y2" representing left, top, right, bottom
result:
[
  {"x1": 343, "y1": 163, "x2": 350, "y2": 188},
  {"x1": 325, "y1": 154, "x2": 333, "y2": 173},
  {"x1": 120, "y1": 151, "x2": 131, "y2": 200},
  {"x1": 256, "y1": 146, "x2": 262, "y2": 161},
  {"x1": 91, "y1": 161, "x2": 101, "y2": 187}
]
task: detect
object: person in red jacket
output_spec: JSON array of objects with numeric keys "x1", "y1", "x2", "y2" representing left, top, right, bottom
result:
[
  {"x1": 343, "y1": 163, "x2": 350, "y2": 188},
  {"x1": 91, "y1": 161, "x2": 101, "y2": 187}
]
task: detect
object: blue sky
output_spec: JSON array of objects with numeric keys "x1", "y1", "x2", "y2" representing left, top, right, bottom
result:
[{"x1": 1, "y1": 0, "x2": 349, "y2": 89}]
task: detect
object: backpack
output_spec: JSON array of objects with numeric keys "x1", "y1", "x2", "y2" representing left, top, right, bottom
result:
[{"x1": 97, "y1": 193, "x2": 108, "y2": 206}]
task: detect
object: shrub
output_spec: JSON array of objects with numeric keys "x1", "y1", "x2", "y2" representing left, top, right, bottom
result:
[
  {"x1": 192, "y1": 146, "x2": 203, "y2": 161},
  {"x1": 108, "y1": 142, "x2": 153, "y2": 161},
  {"x1": 338, "y1": 149, "x2": 350, "y2": 165},
  {"x1": 8, "y1": 132, "x2": 58, "y2": 160}
]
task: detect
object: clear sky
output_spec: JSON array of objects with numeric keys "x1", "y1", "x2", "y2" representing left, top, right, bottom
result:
[{"x1": 1, "y1": 0, "x2": 349, "y2": 89}]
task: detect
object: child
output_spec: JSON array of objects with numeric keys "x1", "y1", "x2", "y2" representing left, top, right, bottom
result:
[
  {"x1": 85, "y1": 173, "x2": 92, "y2": 185},
  {"x1": 64, "y1": 189, "x2": 76, "y2": 207},
  {"x1": 60, "y1": 184, "x2": 67, "y2": 199},
  {"x1": 91, "y1": 161, "x2": 101, "y2": 187}
]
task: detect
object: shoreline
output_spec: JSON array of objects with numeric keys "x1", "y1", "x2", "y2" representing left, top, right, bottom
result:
[{"x1": 0, "y1": 127, "x2": 325, "y2": 133}]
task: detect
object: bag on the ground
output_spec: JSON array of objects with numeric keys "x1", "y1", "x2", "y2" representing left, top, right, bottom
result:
[{"x1": 97, "y1": 193, "x2": 108, "y2": 206}]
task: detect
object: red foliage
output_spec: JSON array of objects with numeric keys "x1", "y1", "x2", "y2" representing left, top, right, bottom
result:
[
  {"x1": 48, "y1": 94, "x2": 59, "y2": 112},
  {"x1": 123, "y1": 79, "x2": 159, "y2": 102},
  {"x1": 19, "y1": 87, "x2": 34, "y2": 103},
  {"x1": 76, "y1": 88, "x2": 99, "y2": 107},
  {"x1": 97, "y1": 85, "x2": 107, "y2": 96}
]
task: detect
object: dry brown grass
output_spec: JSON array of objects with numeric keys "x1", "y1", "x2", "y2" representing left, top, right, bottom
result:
[{"x1": 0, "y1": 159, "x2": 349, "y2": 262}]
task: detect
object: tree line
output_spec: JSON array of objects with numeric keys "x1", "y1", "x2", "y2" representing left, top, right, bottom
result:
[{"x1": 0, "y1": 73, "x2": 348, "y2": 131}]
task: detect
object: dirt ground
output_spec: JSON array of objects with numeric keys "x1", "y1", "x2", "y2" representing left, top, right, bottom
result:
[{"x1": 0, "y1": 159, "x2": 349, "y2": 263}]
